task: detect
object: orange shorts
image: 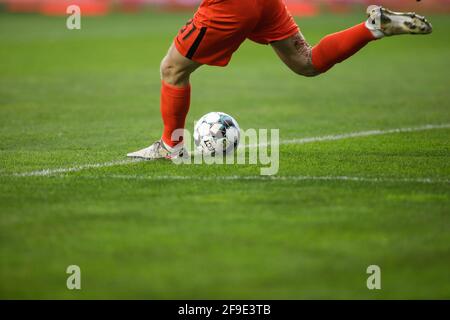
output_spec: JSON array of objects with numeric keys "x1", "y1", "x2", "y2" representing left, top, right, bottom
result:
[{"x1": 174, "y1": 0, "x2": 299, "y2": 67}]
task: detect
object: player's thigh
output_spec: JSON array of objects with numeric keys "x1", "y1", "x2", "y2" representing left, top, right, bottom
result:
[
  {"x1": 174, "y1": 0, "x2": 259, "y2": 67},
  {"x1": 271, "y1": 32, "x2": 317, "y2": 76}
]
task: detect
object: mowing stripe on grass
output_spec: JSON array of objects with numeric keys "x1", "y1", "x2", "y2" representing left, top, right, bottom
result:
[
  {"x1": 94, "y1": 174, "x2": 450, "y2": 184},
  {"x1": 10, "y1": 123, "x2": 450, "y2": 177}
]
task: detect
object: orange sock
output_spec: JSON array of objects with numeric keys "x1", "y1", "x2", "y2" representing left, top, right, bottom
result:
[
  {"x1": 160, "y1": 80, "x2": 191, "y2": 147},
  {"x1": 312, "y1": 22, "x2": 377, "y2": 73}
]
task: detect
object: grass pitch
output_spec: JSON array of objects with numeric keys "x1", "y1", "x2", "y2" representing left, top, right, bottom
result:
[{"x1": 0, "y1": 11, "x2": 449, "y2": 299}]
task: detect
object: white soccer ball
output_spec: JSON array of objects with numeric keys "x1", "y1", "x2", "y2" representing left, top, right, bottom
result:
[{"x1": 194, "y1": 112, "x2": 241, "y2": 156}]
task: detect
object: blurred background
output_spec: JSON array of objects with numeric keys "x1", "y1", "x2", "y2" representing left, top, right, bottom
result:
[{"x1": 1, "y1": 0, "x2": 449, "y2": 16}]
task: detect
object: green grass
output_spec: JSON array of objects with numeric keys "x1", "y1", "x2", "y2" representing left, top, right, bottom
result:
[{"x1": 0, "y1": 11, "x2": 449, "y2": 299}]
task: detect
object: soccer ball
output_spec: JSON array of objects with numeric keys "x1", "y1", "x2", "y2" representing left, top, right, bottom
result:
[{"x1": 194, "y1": 112, "x2": 240, "y2": 156}]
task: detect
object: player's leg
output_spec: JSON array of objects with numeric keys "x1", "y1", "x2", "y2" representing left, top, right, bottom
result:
[
  {"x1": 271, "y1": 21, "x2": 376, "y2": 76},
  {"x1": 271, "y1": 5, "x2": 432, "y2": 75},
  {"x1": 127, "y1": 44, "x2": 201, "y2": 160},
  {"x1": 128, "y1": 0, "x2": 258, "y2": 160},
  {"x1": 159, "y1": 44, "x2": 201, "y2": 150}
]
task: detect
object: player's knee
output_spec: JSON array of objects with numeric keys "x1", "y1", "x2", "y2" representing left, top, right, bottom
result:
[
  {"x1": 291, "y1": 60, "x2": 320, "y2": 77},
  {"x1": 160, "y1": 56, "x2": 190, "y2": 86},
  {"x1": 294, "y1": 66, "x2": 320, "y2": 77}
]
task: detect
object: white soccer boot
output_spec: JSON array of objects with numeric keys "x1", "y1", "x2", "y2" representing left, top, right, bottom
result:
[
  {"x1": 127, "y1": 140, "x2": 188, "y2": 160},
  {"x1": 366, "y1": 5, "x2": 432, "y2": 38}
]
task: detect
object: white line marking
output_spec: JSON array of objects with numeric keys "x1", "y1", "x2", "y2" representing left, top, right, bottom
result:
[
  {"x1": 13, "y1": 159, "x2": 141, "y2": 177},
  {"x1": 81, "y1": 174, "x2": 450, "y2": 184},
  {"x1": 8, "y1": 123, "x2": 450, "y2": 177},
  {"x1": 249, "y1": 123, "x2": 450, "y2": 148}
]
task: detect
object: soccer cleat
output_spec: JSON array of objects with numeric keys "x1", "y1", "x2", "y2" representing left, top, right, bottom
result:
[
  {"x1": 126, "y1": 140, "x2": 188, "y2": 160},
  {"x1": 366, "y1": 5, "x2": 432, "y2": 37}
]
